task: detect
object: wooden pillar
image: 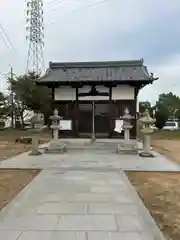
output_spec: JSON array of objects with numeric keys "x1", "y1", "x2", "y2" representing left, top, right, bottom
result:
[
  {"x1": 134, "y1": 86, "x2": 139, "y2": 139},
  {"x1": 51, "y1": 84, "x2": 55, "y2": 138},
  {"x1": 109, "y1": 86, "x2": 113, "y2": 138},
  {"x1": 75, "y1": 86, "x2": 79, "y2": 137},
  {"x1": 52, "y1": 84, "x2": 55, "y2": 101}
]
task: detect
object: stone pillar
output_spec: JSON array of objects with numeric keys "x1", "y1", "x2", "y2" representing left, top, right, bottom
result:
[
  {"x1": 44, "y1": 109, "x2": 66, "y2": 154},
  {"x1": 28, "y1": 113, "x2": 43, "y2": 156},
  {"x1": 139, "y1": 109, "x2": 155, "y2": 157}
]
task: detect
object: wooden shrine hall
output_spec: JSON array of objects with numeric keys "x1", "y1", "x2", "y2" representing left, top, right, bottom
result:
[{"x1": 36, "y1": 59, "x2": 157, "y2": 139}]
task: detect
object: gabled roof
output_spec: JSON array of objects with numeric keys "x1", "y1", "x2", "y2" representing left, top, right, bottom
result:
[{"x1": 37, "y1": 59, "x2": 158, "y2": 84}]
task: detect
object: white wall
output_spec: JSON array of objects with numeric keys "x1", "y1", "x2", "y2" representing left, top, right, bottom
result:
[
  {"x1": 54, "y1": 85, "x2": 135, "y2": 101},
  {"x1": 55, "y1": 87, "x2": 76, "y2": 101},
  {"x1": 112, "y1": 85, "x2": 134, "y2": 100}
]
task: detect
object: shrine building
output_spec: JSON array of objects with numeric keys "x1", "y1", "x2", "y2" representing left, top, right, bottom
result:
[{"x1": 36, "y1": 59, "x2": 157, "y2": 139}]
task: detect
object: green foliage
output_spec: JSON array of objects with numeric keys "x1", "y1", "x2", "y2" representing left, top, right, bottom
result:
[
  {"x1": 9, "y1": 71, "x2": 53, "y2": 114},
  {"x1": 0, "y1": 92, "x2": 10, "y2": 120},
  {"x1": 154, "y1": 110, "x2": 168, "y2": 129},
  {"x1": 155, "y1": 92, "x2": 180, "y2": 118},
  {"x1": 153, "y1": 92, "x2": 180, "y2": 128}
]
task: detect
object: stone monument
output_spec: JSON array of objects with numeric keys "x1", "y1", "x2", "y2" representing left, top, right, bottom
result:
[
  {"x1": 139, "y1": 108, "x2": 155, "y2": 157},
  {"x1": 44, "y1": 109, "x2": 66, "y2": 153},
  {"x1": 28, "y1": 113, "x2": 43, "y2": 156},
  {"x1": 117, "y1": 108, "x2": 137, "y2": 154}
]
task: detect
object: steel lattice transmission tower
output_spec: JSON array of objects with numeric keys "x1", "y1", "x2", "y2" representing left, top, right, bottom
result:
[{"x1": 26, "y1": 0, "x2": 45, "y2": 75}]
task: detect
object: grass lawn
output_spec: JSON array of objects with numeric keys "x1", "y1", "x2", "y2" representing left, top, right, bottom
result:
[
  {"x1": 0, "y1": 130, "x2": 43, "y2": 213},
  {"x1": 151, "y1": 130, "x2": 180, "y2": 164},
  {"x1": 0, "y1": 129, "x2": 51, "y2": 161},
  {"x1": 0, "y1": 169, "x2": 40, "y2": 211},
  {"x1": 153, "y1": 130, "x2": 180, "y2": 140},
  {"x1": 127, "y1": 172, "x2": 180, "y2": 240},
  {"x1": 127, "y1": 130, "x2": 180, "y2": 240}
]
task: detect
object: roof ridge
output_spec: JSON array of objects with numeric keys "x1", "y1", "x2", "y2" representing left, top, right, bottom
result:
[{"x1": 49, "y1": 59, "x2": 144, "y2": 68}]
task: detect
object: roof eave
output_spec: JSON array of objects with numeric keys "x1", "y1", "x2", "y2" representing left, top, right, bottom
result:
[{"x1": 35, "y1": 79, "x2": 153, "y2": 86}]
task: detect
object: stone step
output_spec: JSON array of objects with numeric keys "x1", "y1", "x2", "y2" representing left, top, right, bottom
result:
[
  {"x1": 62, "y1": 142, "x2": 138, "y2": 154},
  {"x1": 62, "y1": 142, "x2": 115, "y2": 152}
]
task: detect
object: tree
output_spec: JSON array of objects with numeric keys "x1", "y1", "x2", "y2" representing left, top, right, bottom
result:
[
  {"x1": 0, "y1": 92, "x2": 10, "y2": 120},
  {"x1": 155, "y1": 92, "x2": 180, "y2": 119},
  {"x1": 153, "y1": 92, "x2": 180, "y2": 128},
  {"x1": 8, "y1": 72, "x2": 52, "y2": 127},
  {"x1": 155, "y1": 110, "x2": 168, "y2": 129}
]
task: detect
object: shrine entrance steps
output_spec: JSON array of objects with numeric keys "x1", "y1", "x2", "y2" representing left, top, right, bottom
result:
[{"x1": 59, "y1": 139, "x2": 138, "y2": 153}]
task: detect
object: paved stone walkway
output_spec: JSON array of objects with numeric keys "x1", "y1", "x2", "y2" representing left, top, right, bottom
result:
[
  {"x1": 0, "y1": 141, "x2": 175, "y2": 239},
  {"x1": 0, "y1": 169, "x2": 165, "y2": 240}
]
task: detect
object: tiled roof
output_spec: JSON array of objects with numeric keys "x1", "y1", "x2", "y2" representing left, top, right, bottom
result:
[{"x1": 37, "y1": 60, "x2": 157, "y2": 83}]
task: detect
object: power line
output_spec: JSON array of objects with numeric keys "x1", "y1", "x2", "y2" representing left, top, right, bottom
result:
[
  {"x1": 45, "y1": 0, "x2": 83, "y2": 12},
  {"x1": 0, "y1": 23, "x2": 17, "y2": 59},
  {"x1": 45, "y1": 0, "x2": 104, "y2": 16},
  {"x1": 0, "y1": 24, "x2": 17, "y2": 55},
  {"x1": 45, "y1": 0, "x2": 110, "y2": 26},
  {"x1": 0, "y1": 32, "x2": 12, "y2": 53},
  {"x1": 69, "y1": 0, "x2": 109, "y2": 14},
  {"x1": 46, "y1": 0, "x2": 66, "y2": 5}
]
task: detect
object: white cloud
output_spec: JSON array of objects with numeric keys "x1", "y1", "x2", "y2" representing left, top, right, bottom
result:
[
  {"x1": 0, "y1": 0, "x2": 180, "y2": 98},
  {"x1": 139, "y1": 54, "x2": 180, "y2": 104}
]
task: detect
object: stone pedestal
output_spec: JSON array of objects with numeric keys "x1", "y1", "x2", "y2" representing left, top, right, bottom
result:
[
  {"x1": 124, "y1": 128, "x2": 130, "y2": 141},
  {"x1": 28, "y1": 113, "x2": 43, "y2": 156},
  {"x1": 45, "y1": 140, "x2": 66, "y2": 154},
  {"x1": 117, "y1": 141, "x2": 138, "y2": 154},
  {"x1": 45, "y1": 109, "x2": 66, "y2": 154},
  {"x1": 139, "y1": 109, "x2": 155, "y2": 157},
  {"x1": 29, "y1": 134, "x2": 42, "y2": 156},
  {"x1": 139, "y1": 134, "x2": 153, "y2": 157}
]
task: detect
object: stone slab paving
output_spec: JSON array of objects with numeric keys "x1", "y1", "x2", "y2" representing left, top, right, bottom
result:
[
  {"x1": 0, "y1": 169, "x2": 165, "y2": 240},
  {"x1": 0, "y1": 147, "x2": 179, "y2": 172},
  {"x1": 0, "y1": 140, "x2": 176, "y2": 239}
]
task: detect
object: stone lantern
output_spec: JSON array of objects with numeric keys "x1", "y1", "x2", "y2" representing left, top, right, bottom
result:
[
  {"x1": 122, "y1": 108, "x2": 133, "y2": 141},
  {"x1": 45, "y1": 109, "x2": 66, "y2": 153},
  {"x1": 117, "y1": 108, "x2": 137, "y2": 154},
  {"x1": 139, "y1": 109, "x2": 155, "y2": 157},
  {"x1": 50, "y1": 109, "x2": 62, "y2": 141},
  {"x1": 28, "y1": 113, "x2": 43, "y2": 156}
]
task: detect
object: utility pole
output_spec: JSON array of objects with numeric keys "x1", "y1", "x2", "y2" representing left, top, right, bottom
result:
[{"x1": 10, "y1": 66, "x2": 14, "y2": 128}]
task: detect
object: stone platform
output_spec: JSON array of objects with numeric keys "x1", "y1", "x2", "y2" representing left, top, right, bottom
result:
[{"x1": 0, "y1": 140, "x2": 179, "y2": 172}]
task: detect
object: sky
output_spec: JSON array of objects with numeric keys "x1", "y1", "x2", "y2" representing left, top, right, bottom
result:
[{"x1": 0, "y1": 0, "x2": 180, "y2": 104}]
